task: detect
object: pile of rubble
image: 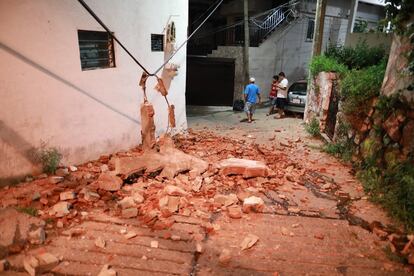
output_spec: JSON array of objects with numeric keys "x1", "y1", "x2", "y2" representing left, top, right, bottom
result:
[{"x1": 0, "y1": 130, "x2": 413, "y2": 275}]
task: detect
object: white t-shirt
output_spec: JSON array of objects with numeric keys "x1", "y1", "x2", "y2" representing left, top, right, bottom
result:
[{"x1": 277, "y1": 78, "x2": 289, "y2": 98}]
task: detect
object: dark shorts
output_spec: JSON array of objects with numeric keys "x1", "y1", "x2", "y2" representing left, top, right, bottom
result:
[
  {"x1": 276, "y1": 97, "x2": 287, "y2": 109},
  {"x1": 270, "y1": 97, "x2": 277, "y2": 106}
]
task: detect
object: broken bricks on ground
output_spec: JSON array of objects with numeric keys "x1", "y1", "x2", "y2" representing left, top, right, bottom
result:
[
  {"x1": 0, "y1": 131, "x2": 277, "y2": 274},
  {"x1": 1, "y1": 130, "x2": 414, "y2": 275}
]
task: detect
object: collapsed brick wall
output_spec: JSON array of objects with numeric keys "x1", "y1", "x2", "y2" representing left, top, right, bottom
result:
[
  {"x1": 304, "y1": 34, "x2": 414, "y2": 165},
  {"x1": 353, "y1": 33, "x2": 414, "y2": 164},
  {"x1": 303, "y1": 72, "x2": 339, "y2": 136}
]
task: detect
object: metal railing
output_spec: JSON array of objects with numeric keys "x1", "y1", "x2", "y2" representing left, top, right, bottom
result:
[
  {"x1": 189, "y1": 1, "x2": 299, "y2": 55},
  {"x1": 250, "y1": 8, "x2": 285, "y2": 46}
]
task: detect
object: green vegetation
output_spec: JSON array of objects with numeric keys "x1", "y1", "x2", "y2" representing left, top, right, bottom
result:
[
  {"x1": 308, "y1": 33, "x2": 414, "y2": 230},
  {"x1": 353, "y1": 20, "x2": 369, "y2": 33},
  {"x1": 358, "y1": 156, "x2": 414, "y2": 230},
  {"x1": 325, "y1": 41, "x2": 387, "y2": 70},
  {"x1": 309, "y1": 55, "x2": 347, "y2": 77},
  {"x1": 36, "y1": 144, "x2": 62, "y2": 174},
  {"x1": 305, "y1": 118, "x2": 320, "y2": 137},
  {"x1": 322, "y1": 120, "x2": 354, "y2": 162},
  {"x1": 375, "y1": 93, "x2": 407, "y2": 119},
  {"x1": 340, "y1": 61, "x2": 387, "y2": 115},
  {"x1": 16, "y1": 206, "x2": 38, "y2": 217},
  {"x1": 323, "y1": 142, "x2": 353, "y2": 162}
]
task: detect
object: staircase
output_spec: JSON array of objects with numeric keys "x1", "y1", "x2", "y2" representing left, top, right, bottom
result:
[
  {"x1": 189, "y1": 2, "x2": 298, "y2": 55},
  {"x1": 249, "y1": 6, "x2": 288, "y2": 47}
]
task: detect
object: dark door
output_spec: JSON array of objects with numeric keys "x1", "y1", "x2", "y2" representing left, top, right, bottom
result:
[{"x1": 186, "y1": 56, "x2": 235, "y2": 106}]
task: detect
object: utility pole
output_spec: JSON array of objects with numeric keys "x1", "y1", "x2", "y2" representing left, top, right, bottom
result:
[
  {"x1": 243, "y1": 0, "x2": 250, "y2": 84},
  {"x1": 311, "y1": 0, "x2": 327, "y2": 57}
]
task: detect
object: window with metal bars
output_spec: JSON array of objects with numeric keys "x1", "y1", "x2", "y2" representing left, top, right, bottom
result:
[{"x1": 78, "y1": 30, "x2": 115, "y2": 70}]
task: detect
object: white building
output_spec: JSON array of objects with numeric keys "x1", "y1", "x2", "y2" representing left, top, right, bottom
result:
[
  {"x1": 188, "y1": 0, "x2": 389, "y2": 104},
  {"x1": 0, "y1": 0, "x2": 189, "y2": 184}
]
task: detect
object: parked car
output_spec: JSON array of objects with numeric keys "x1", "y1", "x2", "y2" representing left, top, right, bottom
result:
[{"x1": 285, "y1": 80, "x2": 307, "y2": 113}]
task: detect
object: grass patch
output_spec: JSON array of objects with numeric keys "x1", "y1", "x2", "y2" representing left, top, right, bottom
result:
[
  {"x1": 309, "y1": 55, "x2": 348, "y2": 77},
  {"x1": 323, "y1": 141, "x2": 353, "y2": 162},
  {"x1": 35, "y1": 143, "x2": 62, "y2": 174},
  {"x1": 305, "y1": 118, "x2": 321, "y2": 137},
  {"x1": 358, "y1": 157, "x2": 414, "y2": 231},
  {"x1": 16, "y1": 206, "x2": 38, "y2": 217},
  {"x1": 340, "y1": 61, "x2": 387, "y2": 116},
  {"x1": 325, "y1": 41, "x2": 387, "y2": 70},
  {"x1": 322, "y1": 120, "x2": 354, "y2": 162}
]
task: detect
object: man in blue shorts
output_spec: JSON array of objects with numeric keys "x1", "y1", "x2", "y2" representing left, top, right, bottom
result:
[{"x1": 244, "y1": 77, "x2": 261, "y2": 123}]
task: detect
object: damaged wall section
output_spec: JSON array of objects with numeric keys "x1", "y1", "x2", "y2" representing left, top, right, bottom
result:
[{"x1": 0, "y1": 0, "x2": 189, "y2": 184}]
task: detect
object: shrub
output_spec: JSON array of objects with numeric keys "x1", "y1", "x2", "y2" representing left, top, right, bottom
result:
[
  {"x1": 340, "y1": 61, "x2": 387, "y2": 115},
  {"x1": 322, "y1": 120, "x2": 354, "y2": 162},
  {"x1": 323, "y1": 141, "x2": 353, "y2": 162},
  {"x1": 309, "y1": 55, "x2": 348, "y2": 77},
  {"x1": 325, "y1": 41, "x2": 387, "y2": 70},
  {"x1": 36, "y1": 144, "x2": 62, "y2": 174},
  {"x1": 359, "y1": 158, "x2": 414, "y2": 230},
  {"x1": 305, "y1": 117, "x2": 320, "y2": 137}
]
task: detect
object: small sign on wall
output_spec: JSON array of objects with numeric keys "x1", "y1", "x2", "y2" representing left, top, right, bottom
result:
[{"x1": 151, "y1": 34, "x2": 164, "y2": 52}]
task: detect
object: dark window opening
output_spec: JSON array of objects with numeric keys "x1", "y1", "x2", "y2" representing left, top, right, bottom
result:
[
  {"x1": 306, "y1": 18, "x2": 315, "y2": 41},
  {"x1": 151, "y1": 34, "x2": 164, "y2": 52},
  {"x1": 78, "y1": 30, "x2": 115, "y2": 70}
]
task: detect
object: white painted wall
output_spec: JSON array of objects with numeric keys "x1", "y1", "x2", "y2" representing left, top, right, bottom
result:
[{"x1": 0, "y1": 0, "x2": 188, "y2": 183}]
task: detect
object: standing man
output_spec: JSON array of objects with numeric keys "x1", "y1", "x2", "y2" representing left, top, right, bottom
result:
[
  {"x1": 275, "y1": 72, "x2": 289, "y2": 118},
  {"x1": 244, "y1": 77, "x2": 261, "y2": 123}
]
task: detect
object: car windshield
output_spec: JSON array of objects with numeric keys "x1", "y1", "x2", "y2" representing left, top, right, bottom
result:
[{"x1": 289, "y1": 83, "x2": 307, "y2": 95}]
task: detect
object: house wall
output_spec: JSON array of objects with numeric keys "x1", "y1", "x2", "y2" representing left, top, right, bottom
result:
[
  {"x1": 0, "y1": 0, "x2": 188, "y2": 184},
  {"x1": 248, "y1": 0, "x2": 383, "y2": 99},
  {"x1": 345, "y1": 33, "x2": 393, "y2": 50},
  {"x1": 209, "y1": 46, "x2": 244, "y2": 101},
  {"x1": 220, "y1": 0, "x2": 274, "y2": 17}
]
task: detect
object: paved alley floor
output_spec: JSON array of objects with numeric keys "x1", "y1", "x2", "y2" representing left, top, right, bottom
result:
[{"x1": 0, "y1": 106, "x2": 411, "y2": 275}]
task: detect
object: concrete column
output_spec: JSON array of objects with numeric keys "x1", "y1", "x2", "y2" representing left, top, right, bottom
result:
[
  {"x1": 311, "y1": 0, "x2": 327, "y2": 57},
  {"x1": 347, "y1": 0, "x2": 359, "y2": 34}
]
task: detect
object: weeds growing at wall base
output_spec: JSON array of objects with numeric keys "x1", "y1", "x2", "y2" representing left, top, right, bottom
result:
[
  {"x1": 305, "y1": 118, "x2": 320, "y2": 137},
  {"x1": 35, "y1": 143, "x2": 62, "y2": 174}
]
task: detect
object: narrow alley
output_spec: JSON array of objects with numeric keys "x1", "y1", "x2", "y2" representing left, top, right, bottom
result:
[
  {"x1": 0, "y1": 108, "x2": 411, "y2": 275},
  {"x1": 1, "y1": 0, "x2": 414, "y2": 275}
]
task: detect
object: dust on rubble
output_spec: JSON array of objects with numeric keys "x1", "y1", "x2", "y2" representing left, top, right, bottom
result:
[{"x1": 0, "y1": 129, "x2": 413, "y2": 274}]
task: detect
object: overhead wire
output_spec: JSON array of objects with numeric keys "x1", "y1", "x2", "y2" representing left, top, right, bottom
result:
[
  {"x1": 77, "y1": 0, "x2": 223, "y2": 132},
  {"x1": 194, "y1": 1, "x2": 298, "y2": 40},
  {"x1": 152, "y1": 0, "x2": 224, "y2": 75},
  {"x1": 191, "y1": 0, "x2": 222, "y2": 27},
  {"x1": 78, "y1": 0, "x2": 223, "y2": 77}
]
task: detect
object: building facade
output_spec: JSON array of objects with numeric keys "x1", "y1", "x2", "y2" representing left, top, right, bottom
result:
[
  {"x1": 189, "y1": 0, "x2": 387, "y2": 104},
  {"x1": 0, "y1": 0, "x2": 189, "y2": 184}
]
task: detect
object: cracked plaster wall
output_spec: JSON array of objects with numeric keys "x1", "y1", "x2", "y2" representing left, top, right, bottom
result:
[{"x1": 0, "y1": 0, "x2": 189, "y2": 183}]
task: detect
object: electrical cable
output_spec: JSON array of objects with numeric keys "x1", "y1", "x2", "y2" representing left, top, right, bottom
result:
[
  {"x1": 78, "y1": 0, "x2": 223, "y2": 76},
  {"x1": 191, "y1": 0, "x2": 221, "y2": 27},
  {"x1": 77, "y1": 0, "x2": 151, "y2": 75},
  {"x1": 77, "y1": 0, "x2": 223, "y2": 132},
  {"x1": 152, "y1": 0, "x2": 224, "y2": 75}
]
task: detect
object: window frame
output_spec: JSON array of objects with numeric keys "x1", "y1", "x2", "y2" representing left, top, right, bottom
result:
[
  {"x1": 151, "y1": 34, "x2": 165, "y2": 52},
  {"x1": 77, "y1": 30, "x2": 116, "y2": 71},
  {"x1": 305, "y1": 18, "x2": 315, "y2": 42}
]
